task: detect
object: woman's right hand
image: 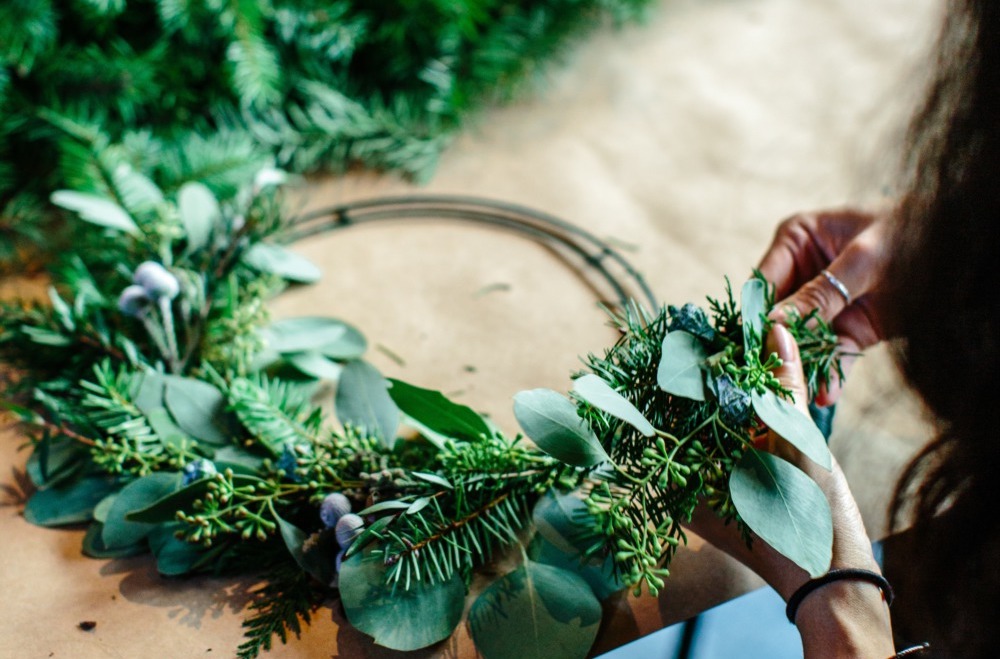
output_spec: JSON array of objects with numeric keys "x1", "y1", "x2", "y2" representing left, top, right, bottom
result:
[{"x1": 757, "y1": 209, "x2": 891, "y2": 405}]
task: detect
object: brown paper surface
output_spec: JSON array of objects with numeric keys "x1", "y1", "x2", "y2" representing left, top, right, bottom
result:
[{"x1": 0, "y1": 0, "x2": 941, "y2": 656}]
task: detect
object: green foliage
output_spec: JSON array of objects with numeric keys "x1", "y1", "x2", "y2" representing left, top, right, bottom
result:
[
  {"x1": 540, "y1": 277, "x2": 842, "y2": 595},
  {"x1": 1, "y1": 157, "x2": 847, "y2": 659},
  {"x1": 236, "y1": 559, "x2": 323, "y2": 659},
  {"x1": 468, "y1": 559, "x2": 602, "y2": 659},
  {"x1": 340, "y1": 551, "x2": 466, "y2": 651},
  {"x1": 0, "y1": 0, "x2": 655, "y2": 270}
]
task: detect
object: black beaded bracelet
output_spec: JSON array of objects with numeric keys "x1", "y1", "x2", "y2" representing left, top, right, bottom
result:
[{"x1": 785, "y1": 568, "x2": 895, "y2": 624}]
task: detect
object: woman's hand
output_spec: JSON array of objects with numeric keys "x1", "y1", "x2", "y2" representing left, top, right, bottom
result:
[
  {"x1": 757, "y1": 209, "x2": 891, "y2": 405},
  {"x1": 686, "y1": 324, "x2": 895, "y2": 658}
]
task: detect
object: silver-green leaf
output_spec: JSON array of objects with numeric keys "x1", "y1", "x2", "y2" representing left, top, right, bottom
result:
[
  {"x1": 261, "y1": 317, "x2": 367, "y2": 357},
  {"x1": 741, "y1": 278, "x2": 767, "y2": 352},
  {"x1": 730, "y1": 450, "x2": 833, "y2": 577},
  {"x1": 513, "y1": 389, "x2": 609, "y2": 467},
  {"x1": 242, "y1": 242, "x2": 321, "y2": 283},
  {"x1": 752, "y1": 389, "x2": 832, "y2": 470},
  {"x1": 468, "y1": 560, "x2": 602, "y2": 659},
  {"x1": 340, "y1": 552, "x2": 466, "y2": 651},
  {"x1": 572, "y1": 374, "x2": 655, "y2": 437},
  {"x1": 177, "y1": 181, "x2": 219, "y2": 253},
  {"x1": 50, "y1": 190, "x2": 140, "y2": 235},
  {"x1": 656, "y1": 331, "x2": 707, "y2": 401}
]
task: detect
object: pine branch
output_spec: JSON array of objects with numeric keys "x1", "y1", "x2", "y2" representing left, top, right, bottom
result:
[{"x1": 236, "y1": 559, "x2": 323, "y2": 659}]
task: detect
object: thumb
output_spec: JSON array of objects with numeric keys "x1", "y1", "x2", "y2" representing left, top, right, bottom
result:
[{"x1": 766, "y1": 324, "x2": 810, "y2": 415}]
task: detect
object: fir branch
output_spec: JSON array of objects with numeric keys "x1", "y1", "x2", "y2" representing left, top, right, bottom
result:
[{"x1": 236, "y1": 559, "x2": 323, "y2": 659}]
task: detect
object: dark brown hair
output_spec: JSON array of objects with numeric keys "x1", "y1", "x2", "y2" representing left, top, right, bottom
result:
[{"x1": 887, "y1": 2, "x2": 1000, "y2": 656}]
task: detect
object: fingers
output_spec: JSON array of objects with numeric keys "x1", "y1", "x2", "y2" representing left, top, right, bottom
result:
[
  {"x1": 769, "y1": 223, "x2": 885, "y2": 326},
  {"x1": 766, "y1": 324, "x2": 811, "y2": 415}
]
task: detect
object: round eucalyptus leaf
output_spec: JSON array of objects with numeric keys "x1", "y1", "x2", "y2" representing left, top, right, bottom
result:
[
  {"x1": 149, "y1": 523, "x2": 206, "y2": 576},
  {"x1": 24, "y1": 476, "x2": 117, "y2": 527},
  {"x1": 468, "y1": 561, "x2": 601, "y2": 659},
  {"x1": 50, "y1": 190, "x2": 140, "y2": 235},
  {"x1": 730, "y1": 450, "x2": 833, "y2": 578},
  {"x1": 102, "y1": 472, "x2": 182, "y2": 549},
  {"x1": 656, "y1": 331, "x2": 707, "y2": 401},
  {"x1": 93, "y1": 493, "x2": 117, "y2": 524},
  {"x1": 336, "y1": 360, "x2": 399, "y2": 447},
  {"x1": 572, "y1": 373, "x2": 655, "y2": 437},
  {"x1": 163, "y1": 375, "x2": 231, "y2": 445},
  {"x1": 339, "y1": 552, "x2": 466, "y2": 651},
  {"x1": 242, "y1": 242, "x2": 322, "y2": 283},
  {"x1": 177, "y1": 181, "x2": 220, "y2": 253},
  {"x1": 287, "y1": 351, "x2": 343, "y2": 380},
  {"x1": 531, "y1": 536, "x2": 625, "y2": 601},
  {"x1": 513, "y1": 389, "x2": 609, "y2": 467},
  {"x1": 532, "y1": 490, "x2": 595, "y2": 556},
  {"x1": 751, "y1": 389, "x2": 831, "y2": 470},
  {"x1": 83, "y1": 523, "x2": 147, "y2": 559},
  {"x1": 262, "y1": 317, "x2": 366, "y2": 357},
  {"x1": 741, "y1": 278, "x2": 767, "y2": 352}
]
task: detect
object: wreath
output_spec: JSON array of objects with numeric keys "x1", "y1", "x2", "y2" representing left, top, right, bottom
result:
[{"x1": 0, "y1": 166, "x2": 842, "y2": 658}]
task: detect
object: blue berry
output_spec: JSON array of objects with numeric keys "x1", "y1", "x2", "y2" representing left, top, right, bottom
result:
[
  {"x1": 335, "y1": 513, "x2": 364, "y2": 548},
  {"x1": 320, "y1": 492, "x2": 352, "y2": 528}
]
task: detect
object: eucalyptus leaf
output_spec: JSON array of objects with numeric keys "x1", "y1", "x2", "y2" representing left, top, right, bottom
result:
[
  {"x1": 83, "y1": 523, "x2": 147, "y2": 559},
  {"x1": 406, "y1": 497, "x2": 431, "y2": 515},
  {"x1": 24, "y1": 476, "x2": 117, "y2": 527},
  {"x1": 358, "y1": 500, "x2": 413, "y2": 515},
  {"x1": 103, "y1": 472, "x2": 181, "y2": 549},
  {"x1": 572, "y1": 374, "x2": 655, "y2": 437},
  {"x1": 132, "y1": 370, "x2": 166, "y2": 415},
  {"x1": 177, "y1": 181, "x2": 219, "y2": 252},
  {"x1": 275, "y1": 513, "x2": 335, "y2": 585},
  {"x1": 532, "y1": 491, "x2": 598, "y2": 556},
  {"x1": 730, "y1": 450, "x2": 833, "y2": 577},
  {"x1": 340, "y1": 552, "x2": 465, "y2": 651},
  {"x1": 149, "y1": 523, "x2": 205, "y2": 576},
  {"x1": 262, "y1": 317, "x2": 366, "y2": 357},
  {"x1": 751, "y1": 389, "x2": 831, "y2": 470},
  {"x1": 243, "y1": 242, "x2": 322, "y2": 283},
  {"x1": 345, "y1": 516, "x2": 394, "y2": 556},
  {"x1": 26, "y1": 435, "x2": 86, "y2": 489},
  {"x1": 93, "y1": 494, "x2": 117, "y2": 524},
  {"x1": 411, "y1": 471, "x2": 453, "y2": 489},
  {"x1": 50, "y1": 190, "x2": 140, "y2": 235},
  {"x1": 531, "y1": 536, "x2": 625, "y2": 601},
  {"x1": 513, "y1": 389, "x2": 609, "y2": 467},
  {"x1": 212, "y1": 446, "x2": 265, "y2": 475},
  {"x1": 336, "y1": 361, "x2": 399, "y2": 447},
  {"x1": 656, "y1": 331, "x2": 707, "y2": 401},
  {"x1": 163, "y1": 375, "x2": 231, "y2": 445},
  {"x1": 287, "y1": 351, "x2": 343, "y2": 380},
  {"x1": 468, "y1": 560, "x2": 602, "y2": 659},
  {"x1": 145, "y1": 407, "x2": 190, "y2": 449},
  {"x1": 741, "y1": 278, "x2": 767, "y2": 352},
  {"x1": 389, "y1": 379, "x2": 489, "y2": 442},
  {"x1": 126, "y1": 475, "x2": 263, "y2": 523}
]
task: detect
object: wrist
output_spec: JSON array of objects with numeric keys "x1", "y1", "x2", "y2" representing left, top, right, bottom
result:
[{"x1": 794, "y1": 579, "x2": 895, "y2": 659}]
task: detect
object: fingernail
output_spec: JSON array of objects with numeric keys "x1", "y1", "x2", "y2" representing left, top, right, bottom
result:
[{"x1": 769, "y1": 324, "x2": 797, "y2": 360}]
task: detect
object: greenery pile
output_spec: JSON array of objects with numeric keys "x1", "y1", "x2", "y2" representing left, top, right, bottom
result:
[
  {"x1": 0, "y1": 0, "x2": 652, "y2": 268},
  {"x1": 0, "y1": 140, "x2": 844, "y2": 657}
]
